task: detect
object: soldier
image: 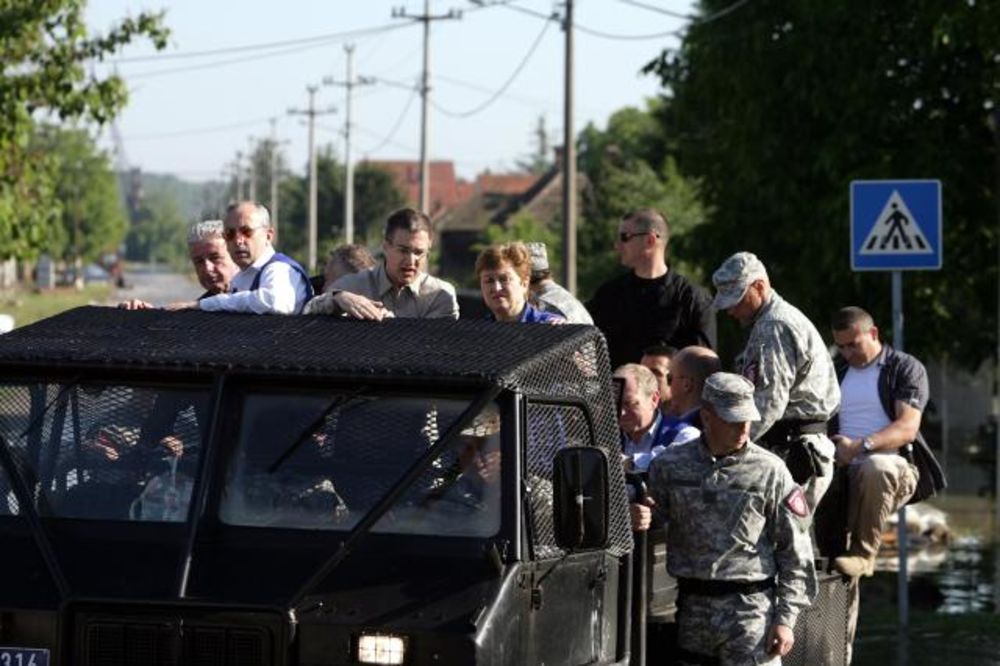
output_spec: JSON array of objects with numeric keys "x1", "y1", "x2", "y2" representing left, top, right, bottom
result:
[
  {"x1": 646, "y1": 372, "x2": 817, "y2": 664},
  {"x1": 712, "y1": 252, "x2": 839, "y2": 511},
  {"x1": 525, "y1": 242, "x2": 593, "y2": 324}
]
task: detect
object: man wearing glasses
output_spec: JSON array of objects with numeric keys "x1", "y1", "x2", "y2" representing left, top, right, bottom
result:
[
  {"x1": 171, "y1": 201, "x2": 312, "y2": 314},
  {"x1": 305, "y1": 208, "x2": 459, "y2": 320},
  {"x1": 587, "y1": 208, "x2": 714, "y2": 369}
]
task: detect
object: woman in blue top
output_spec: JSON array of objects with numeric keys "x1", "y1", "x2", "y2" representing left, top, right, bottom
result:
[{"x1": 476, "y1": 242, "x2": 565, "y2": 324}]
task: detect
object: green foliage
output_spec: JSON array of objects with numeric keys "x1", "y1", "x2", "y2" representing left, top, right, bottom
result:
[
  {"x1": 646, "y1": 0, "x2": 1000, "y2": 368},
  {"x1": 124, "y1": 190, "x2": 187, "y2": 265},
  {"x1": 577, "y1": 101, "x2": 709, "y2": 297},
  {"x1": 31, "y1": 125, "x2": 126, "y2": 262},
  {"x1": 479, "y1": 212, "x2": 562, "y2": 278},
  {"x1": 277, "y1": 145, "x2": 407, "y2": 264},
  {"x1": 0, "y1": 0, "x2": 168, "y2": 260}
]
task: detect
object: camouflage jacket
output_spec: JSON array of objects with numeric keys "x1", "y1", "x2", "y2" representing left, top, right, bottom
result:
[
  {"x1": 736, "y1": 290, "x2": 840, "y2": 441},
  {"x1": 648, "y1": 438, "x2": 817, "y2": 628},
  {"x1": 533, "y1": 280, "x2": 594, "y2": 325}
]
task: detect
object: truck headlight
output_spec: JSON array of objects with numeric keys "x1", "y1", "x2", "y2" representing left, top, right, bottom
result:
[{"x1": 356, "y1": 633, "x2": 407, "y2": 665}]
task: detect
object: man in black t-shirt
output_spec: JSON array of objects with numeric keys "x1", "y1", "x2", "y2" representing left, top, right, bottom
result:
[{"x1": 586, "y1": 208, "x2": 714, "y2": 369}]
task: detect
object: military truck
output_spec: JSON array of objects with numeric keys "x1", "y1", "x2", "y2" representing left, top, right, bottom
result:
[{"x1": 0, "y1": 307, "x2": 847, "y2": 665}]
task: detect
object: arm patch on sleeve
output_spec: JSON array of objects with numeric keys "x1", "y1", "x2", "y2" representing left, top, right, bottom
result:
[{"x1": 784, "y1": 486, "x2": 809, "y2": 517}]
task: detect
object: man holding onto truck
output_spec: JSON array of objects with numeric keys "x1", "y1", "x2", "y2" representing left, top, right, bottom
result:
[{"x1": 646, "y1": 372, "x2": 817, "y2": 664}]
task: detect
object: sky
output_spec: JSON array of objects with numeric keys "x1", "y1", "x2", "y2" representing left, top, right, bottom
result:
[{"x1": 86, "y1": 0, "x2": 697, "y2": 183}]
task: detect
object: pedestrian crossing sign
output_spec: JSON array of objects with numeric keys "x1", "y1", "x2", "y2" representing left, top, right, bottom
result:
[{"x1": 850, "y1": 180, "x2": 942, "y2": 270}]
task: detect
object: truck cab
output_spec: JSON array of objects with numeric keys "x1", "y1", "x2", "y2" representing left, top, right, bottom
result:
[{"x1": 0, "y1": 307, "x2": 637, "y2": 666}]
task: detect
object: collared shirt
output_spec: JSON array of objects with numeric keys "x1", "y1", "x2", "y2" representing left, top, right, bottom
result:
[
  {"x1": 623, "y1": 412, "x2": 666, "y2": 472},
  {"x1": 307, "y1": 262, "x2": 459, "y2": 319},
  {"x1": 199, "y1": 246, "x2": 310, "y2": 315},
  {"x1": 486, "y1": 302, "x2": 564, "y2": 324},
  {"x1": 534, "y1": 280, "x2": 594, "y2": 324}
]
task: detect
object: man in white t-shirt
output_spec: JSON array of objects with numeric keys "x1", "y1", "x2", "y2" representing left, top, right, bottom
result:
[{"x1": 830, "y1": 307, "x2": 921, "y2": 578}]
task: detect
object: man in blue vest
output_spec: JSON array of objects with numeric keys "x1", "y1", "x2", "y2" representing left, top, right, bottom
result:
[{"x1": 169, "y1": 201, "x2": 312, "y2": 314}]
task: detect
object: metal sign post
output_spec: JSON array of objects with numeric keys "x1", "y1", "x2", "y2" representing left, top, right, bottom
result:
[
  {"x1": 892, "y1": 271, "x2": 909, "y2": 635},
  {"x1": 850, "y1": 179, "x2": 942, "y2": 654}
]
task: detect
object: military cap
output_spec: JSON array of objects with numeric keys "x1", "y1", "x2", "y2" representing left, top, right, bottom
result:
[
  {"x1": 525, "y1": 242, "x2": 549, "y2": 274},
  {"x1": 711, "y1": 251, "x2": 768, "y2": 310},
  {"x1": 461, "y1": 405, "x2": 501, "y2": 437},
  {"x1": 701, "y1": 372, "x2": 760, "y2": 423}
]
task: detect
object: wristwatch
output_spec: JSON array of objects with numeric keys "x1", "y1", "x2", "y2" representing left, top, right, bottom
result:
[{"x1": 861, "y1": 437, "x2": 875, "y2": 454}]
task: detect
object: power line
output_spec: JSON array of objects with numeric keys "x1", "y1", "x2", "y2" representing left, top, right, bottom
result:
[
  {"x1": 616, "y1": 0, "x2": 690, "y2": 19},
  {"x1": 120, "y1": 39, "x2": 345, "y2": 80},
  {"x1": 360, "y1": 85, "x2": 420, "y2": 156},
  {"x1": 111, "y1": 22, "x2": 412, "y2": 63},
  {"x1": 124, "y1": 116, "x2": 273, "y2": 141},
  {"x1": 431, "y1": 17, "x2": 552, "y2": 118}
]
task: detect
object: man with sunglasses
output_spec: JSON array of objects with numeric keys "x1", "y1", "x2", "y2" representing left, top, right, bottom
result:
[
  {"x1": 305, "y1": 208, "x2": 458, "y2": 320},
  {"x1": 712, "y1": 251, "x2": 839, "y2": 512},
  {"x1": 170, "y1": 202, "x2": 312, "y2": 314},
  {"x1": 587, "y1": 208, "x2": 714, "y2": 369}
]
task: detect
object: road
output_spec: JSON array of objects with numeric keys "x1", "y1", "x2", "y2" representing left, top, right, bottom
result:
[{"x1": 110, "y1": 264, "x2": 198, "y2": 307}]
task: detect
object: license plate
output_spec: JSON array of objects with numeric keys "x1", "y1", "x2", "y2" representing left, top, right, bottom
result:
[{"x1": 0, "y1": 648, "x2": 49, "y2": 666}]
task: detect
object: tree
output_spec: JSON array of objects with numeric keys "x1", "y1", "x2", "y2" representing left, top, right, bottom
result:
[
  {"x1": 577, "y1": 101, "x2": 709, "y2": 297},
  {"x1": 0, "y1": 1, "x2": 168, "y2": 260},
  {"x1": 646, "y1": 0, "x2": 1000, "y2": 368},
  {"x1": 516, "y1": 115, "x2": 553, "y2": 175},
  {"x1": 32, "y1": 125, "x2": 126, "y2": 263},
  {"x1": 124, "y1": 190, "x2": 187, "y2": 265}
]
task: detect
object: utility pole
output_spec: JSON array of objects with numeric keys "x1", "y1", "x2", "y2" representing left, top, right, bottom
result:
[
  {"x1": 234, "y1": 151, "x2": 245, "y2": 202},
  {"x1": 324, "y1": 44, "x2": 374, "y2": 244},
  {"x1": 289, "y1": 86, "x2": 336, "y2": 271},
  {"x1": 561, "y1": 0, "x2": 577, "y2": 294},
  {"x1": 247, "y1": 136, "x2": 258, "y2": 202},
  {"x1": 269, "y1": 118, "x2": 280, "y2": 234},
  {"x1": 392, "y1": 1, "x2": 461, "y2": 216}
]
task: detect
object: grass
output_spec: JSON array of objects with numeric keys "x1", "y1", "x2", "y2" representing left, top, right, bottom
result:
[{"x1": 0, "y1": 284, "x2": 113, "y2": 328}]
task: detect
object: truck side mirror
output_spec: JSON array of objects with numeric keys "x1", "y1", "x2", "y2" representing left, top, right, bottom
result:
[{"x1": 552, "y1": 447, "x2": 609, "y2": 550}]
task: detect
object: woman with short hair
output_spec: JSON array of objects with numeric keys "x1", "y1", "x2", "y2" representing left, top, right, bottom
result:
[{"x1": 476, "y1": 242, "x2": 564, "y2": 324}]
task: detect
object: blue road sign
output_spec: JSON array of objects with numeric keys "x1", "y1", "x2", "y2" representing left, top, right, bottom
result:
[{"x1": 850, "y1": 180, "x2": 942, "y2": 271}]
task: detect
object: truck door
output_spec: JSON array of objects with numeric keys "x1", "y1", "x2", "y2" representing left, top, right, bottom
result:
[{"x1": 521, "y1": 400, "x2": 621, "y2": 665}]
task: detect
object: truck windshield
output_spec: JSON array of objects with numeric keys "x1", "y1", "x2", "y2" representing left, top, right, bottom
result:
[
  {"x1": 219, "y1": 392, "x2": 501, "y2": 538},
  {"x1": 0, "y1": 382, "x2": 210, "y2": 522}
]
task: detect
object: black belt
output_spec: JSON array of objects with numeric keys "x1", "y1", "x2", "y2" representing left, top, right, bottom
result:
[
  {"x1": 676, "y1": 576, "x2": 776, "y2": 597},
  {"x1": 761, "y1": 419, "x2": 827, "y2": 446}
]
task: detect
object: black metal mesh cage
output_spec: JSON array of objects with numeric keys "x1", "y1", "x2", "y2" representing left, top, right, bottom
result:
[
  {"x1": 0, "y1": 308, "x2": 633, "y2": 556},
  {"x1": 0, "y1": 380, "x2": 209, "y2": 521}
]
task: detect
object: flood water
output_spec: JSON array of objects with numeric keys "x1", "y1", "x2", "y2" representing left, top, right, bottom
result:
[{"x1": 853, "y1": 510, "x2": 1000, "y2": 665}]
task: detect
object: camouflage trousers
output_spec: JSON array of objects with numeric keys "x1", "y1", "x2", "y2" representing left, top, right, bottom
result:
[{"x1": 676, "y1": 590, "x2": 780, "y2": 665}]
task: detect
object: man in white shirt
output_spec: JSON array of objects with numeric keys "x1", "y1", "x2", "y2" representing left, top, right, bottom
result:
[
  {"x1": 169, "y1": 202, "x2": 312, "y2": 314},
  {"x1": 830, "y1": 306, "x2": 921, "y2": 578}
]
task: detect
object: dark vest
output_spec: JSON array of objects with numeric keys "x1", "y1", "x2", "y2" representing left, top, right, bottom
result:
[{"x1": 249, "y1": 252, "x2": 315, "y2": 303}]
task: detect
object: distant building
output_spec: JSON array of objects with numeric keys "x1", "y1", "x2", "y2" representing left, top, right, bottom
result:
[
  {"x1": 362, "y1": 160, "x2": 472, "y2": 221},
  {"x1": 436, "y1": 150, "x2": 587, "y2": 285}
]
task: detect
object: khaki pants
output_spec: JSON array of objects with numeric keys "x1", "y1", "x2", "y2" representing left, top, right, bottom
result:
[
  {"x1": 846, "y1": 454, "x2": 918, "y2": 558},
  {"x1": 843, "y1": 454, "x2": 918, "y2": 664}
]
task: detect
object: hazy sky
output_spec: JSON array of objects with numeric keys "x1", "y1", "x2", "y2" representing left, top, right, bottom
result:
[{"x1": 86, "y1": 1, "x2": 697, "y2": 182}]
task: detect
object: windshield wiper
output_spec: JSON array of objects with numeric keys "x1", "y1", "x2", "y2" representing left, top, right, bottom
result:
[
  {"x1": 267, "y1": 388, "x2": 367, "y2": 474},
  {"x1": 288, "y1": 386, "x2": 502, "y2": 613}
]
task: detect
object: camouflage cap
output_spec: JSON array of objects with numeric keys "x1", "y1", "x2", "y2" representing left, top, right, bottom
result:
[
  {"x1": 525, "y1": 242, "x2": 549, "y2": 274},
  {"x1": 711, "y1": 251, "x2": 768, "y2": 310},
  {"x1": 701, "y1": 372, "x2": 760, "y2": 423},
  {"x1": 461, "y1": 405, "x2": 501, "y2": 437}
]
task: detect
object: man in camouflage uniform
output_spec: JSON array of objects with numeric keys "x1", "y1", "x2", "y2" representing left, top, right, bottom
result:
[
  {"x1": 646, "y1": 373, "x2": 817, "y2": 664},
  {"x1": 525, "y1": 242, "x2": 594, "y2": 324},
  {"x1": 712, "y1": 252, "x2": 840, "y2": 511}
]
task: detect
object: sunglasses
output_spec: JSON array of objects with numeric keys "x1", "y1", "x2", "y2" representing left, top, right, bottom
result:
[
  {"x1": 618, "y1": 231, "x2": 658, "y2": 243},
  {"x1": 223, "y1": 225, "x2": 263, "y2": 241}
]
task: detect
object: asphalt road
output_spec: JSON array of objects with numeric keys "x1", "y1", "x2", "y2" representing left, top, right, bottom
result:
[{"x1": 110, "y1": 264, "x2": 198, "y2": 307}]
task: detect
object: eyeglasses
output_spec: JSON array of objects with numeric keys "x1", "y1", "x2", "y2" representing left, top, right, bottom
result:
[
  {"x1": 618, "y1": 231, "x2": 658, "y2": 243},
  {"x1": 390, "y1": 244, "x2": 428, "y2": 260},
  {"x1": 223, "y1": 225, "x2": 263, "y2": 241}
]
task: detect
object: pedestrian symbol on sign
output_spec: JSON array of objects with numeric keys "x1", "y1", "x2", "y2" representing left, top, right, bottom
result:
[{"x1": 859, "y1": 190, "x2": 933, "y2": 256}]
